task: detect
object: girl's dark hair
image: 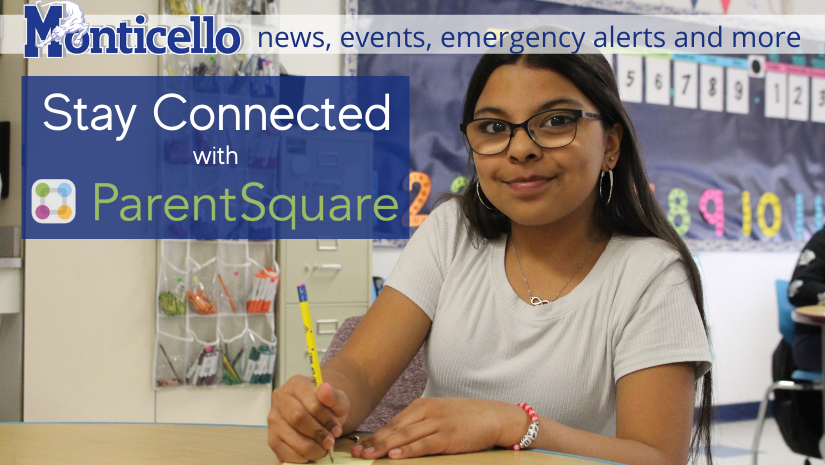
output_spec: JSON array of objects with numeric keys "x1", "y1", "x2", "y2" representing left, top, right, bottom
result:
[{"x1": 453, "y1": 53, "x2": 713, "y2": 464}]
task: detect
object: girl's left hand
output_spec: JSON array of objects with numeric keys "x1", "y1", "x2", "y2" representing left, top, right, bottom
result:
[{"x1": 350, "y1": 397, "x2": 527, "y2": 460}]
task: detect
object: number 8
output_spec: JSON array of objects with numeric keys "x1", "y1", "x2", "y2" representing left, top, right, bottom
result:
[{"x1": 667, "y1": 189, "x2": 691, "y2": 236}]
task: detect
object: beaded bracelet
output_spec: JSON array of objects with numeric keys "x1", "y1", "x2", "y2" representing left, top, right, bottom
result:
[{"x1": 510, "y1": 403, "x2": 539, "y2": 451}]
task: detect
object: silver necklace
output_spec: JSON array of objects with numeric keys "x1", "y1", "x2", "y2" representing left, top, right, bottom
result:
[{"x1": 510, "y1": 236, "x2": 598, "y2": 306}]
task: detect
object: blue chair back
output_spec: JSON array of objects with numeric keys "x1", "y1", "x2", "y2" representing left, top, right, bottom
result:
[{"x1": 776, "y1": 279, "x2": 796, "y2": 344}]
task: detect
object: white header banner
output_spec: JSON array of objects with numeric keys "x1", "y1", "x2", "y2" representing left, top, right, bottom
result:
[{"x1": 3, "y1": 14, "x2": 824, "y2": 56}]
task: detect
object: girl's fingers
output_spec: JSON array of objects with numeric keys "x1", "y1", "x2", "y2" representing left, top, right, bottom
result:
[
  {"x1": 360, "y1": 420, "x2": 438, "y2": 460},
  {"x1": 358, "y1": 400, "x2": 428, "y2": 452},
  {"x1": 268, "y1": 414, "x2": 326, "y2": 464},
  {"x1": 293, "y1": 385, "x2": 340, "y2": 438},
  {"x1": 386, "y1": 434, "x2": 446, "y2": 460},
  {"x1": 282, "y1": 395, "x2": 336, "y2": 447},
  {"x1": 268, "y1": 376, "x2": 344, "y2": 463},
  {"x1": 278, "y1": 420, "x2": 334, "y2": 463}
]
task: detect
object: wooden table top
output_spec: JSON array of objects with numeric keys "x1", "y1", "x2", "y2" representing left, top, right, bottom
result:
[
  {"x1": 793, "y1": 305, "x2": 825, "y2": 326},
  {"x1": 0, "y1": 423, "x2": 609, "y2": 465}
]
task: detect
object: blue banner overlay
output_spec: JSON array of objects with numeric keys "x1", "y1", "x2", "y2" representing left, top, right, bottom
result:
[{"x1": 23, "y1": 76, "x2": 411, "y2": 239}]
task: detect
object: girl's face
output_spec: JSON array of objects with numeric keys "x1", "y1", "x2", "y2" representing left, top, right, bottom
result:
[{"x1": 472, "y1": 63, "x2": 621, "y2": 228}]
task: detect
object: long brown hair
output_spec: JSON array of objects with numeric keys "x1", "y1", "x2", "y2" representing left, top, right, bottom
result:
[{"x1": 451, "y1": 52, "x2": 713, "y2": 464}]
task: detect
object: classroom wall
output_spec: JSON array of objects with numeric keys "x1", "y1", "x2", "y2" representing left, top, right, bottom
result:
[
  {"x1": 0, "y1": 0, "x2": 25, "y2": 425},
  {"x1": 23, "y1": 0, "x2": 159, "y2": 422},
  {"x1": 0, "y1": 6, "x2": 24, "y2": 229},
  {"x1": 701, "y1": 251, "x2": 799, "y2": 405}
]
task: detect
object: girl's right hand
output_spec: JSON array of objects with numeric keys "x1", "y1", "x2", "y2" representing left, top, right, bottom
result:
[{"x1": 267, "y1": 375, "x2": 351, "y2": 463}]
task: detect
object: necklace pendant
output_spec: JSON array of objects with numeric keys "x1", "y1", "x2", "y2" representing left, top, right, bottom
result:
[{"x1": 530, "y1": 296, "x2": 550, "y2": 306}]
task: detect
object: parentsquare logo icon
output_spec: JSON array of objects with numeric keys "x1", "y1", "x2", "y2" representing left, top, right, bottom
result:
[{"x1": 32, "y1": 179, "x2": 76, "y2": 224}]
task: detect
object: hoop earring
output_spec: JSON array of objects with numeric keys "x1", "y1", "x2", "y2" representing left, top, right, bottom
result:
[
  {"x1": 476, "y1": 182, "x2": 495, "y2": 211},
  {"x1": 599, "y1": 169, "x2": 613, "y2": 205}
]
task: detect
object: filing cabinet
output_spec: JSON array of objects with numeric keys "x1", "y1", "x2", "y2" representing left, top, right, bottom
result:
[{"x1": 276, "y1": 239, "x2": 372, "y2": 386}]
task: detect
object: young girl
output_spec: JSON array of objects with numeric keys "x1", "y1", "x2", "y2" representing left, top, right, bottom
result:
[{"x1": 267, "y1": 51, "x2": 713, "y2": 465}]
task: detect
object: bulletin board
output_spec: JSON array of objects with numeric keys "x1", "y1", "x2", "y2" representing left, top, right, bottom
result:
[{"x1": 360, "y1": 0, "x2": 825, "y2": 250}]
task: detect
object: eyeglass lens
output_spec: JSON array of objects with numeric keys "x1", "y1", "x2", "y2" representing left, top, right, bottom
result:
[{"x1": 465, "y1": 110, "x2": 580, "y2": 155}]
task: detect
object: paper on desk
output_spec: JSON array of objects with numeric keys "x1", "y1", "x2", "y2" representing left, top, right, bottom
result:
[{"x1": 283, "y1": 451, "x2": 374, "y2": 465}]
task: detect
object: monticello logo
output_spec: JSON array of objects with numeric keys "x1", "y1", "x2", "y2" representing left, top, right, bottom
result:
[
  {"x1": 25, "y1": 1, "x2": 243, "y2": 58},
  {"x1": 25, "y1": 1, "x2": 88, "y2": 58}
]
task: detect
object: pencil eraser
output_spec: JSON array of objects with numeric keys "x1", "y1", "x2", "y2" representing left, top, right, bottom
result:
[
  {"x1": 297, "y1": 283, "x2": 305, "y2": 287},
  {"x1": 297, "y1": 285, "x2": 308, "y2": 302}
]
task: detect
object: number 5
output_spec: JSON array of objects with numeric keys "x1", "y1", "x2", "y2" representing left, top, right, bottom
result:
[{"x1": 626, "y1": 70, "x2": 635, "y2": 87}]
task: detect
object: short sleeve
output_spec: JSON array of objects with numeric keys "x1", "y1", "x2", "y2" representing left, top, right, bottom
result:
[
  {"x1": 613, "y1": 259, "x2": 713, "y2": 381},
  {"x1": 384, "y1": 201, "x2": 460, "y2": 320}
]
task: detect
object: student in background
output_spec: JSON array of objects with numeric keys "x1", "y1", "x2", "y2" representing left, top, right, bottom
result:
[
  {"x1": 789, "y1": 229, "x2": 825, "y2": 371},
  {"x1": 267, "y1": 47, "x2": 713, "y2": 465}
]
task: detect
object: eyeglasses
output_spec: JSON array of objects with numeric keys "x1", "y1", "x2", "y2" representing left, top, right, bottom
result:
[{"x1": 459, "y1": 109, "x2": 603, "y2": 155}]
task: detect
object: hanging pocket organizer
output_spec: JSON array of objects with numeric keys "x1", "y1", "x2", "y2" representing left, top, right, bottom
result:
[
  {"x1": 217, "y1": 260, "x2": 249, "y2": 314},
  {"x1": 186, "y1": 332, "x2": 221, "y2": 387},
  {"x1": 158, "y1": 259, "x2": 188, "y2": 316},
  {"x1": 187, "y1": 257, "x2": 218, "y2": 315},
  {"x1": 246, "y1": 259, "x2": 279, "y2": 314},
  {"x1": 155, "y1": 331, "x2": 192, "y2": 388},
  {"x1": 154, "y1": 239, "x2": 278, "y2": 390},
  {"x1": 219, "y1": 328, "x2": 247, "y2": 386},
  {"x1": 241, "y1": 329, "x2": 278, "y2": 386},
  {"x1": 155, "y1": 0, "x2": 280, "y2": 389}
]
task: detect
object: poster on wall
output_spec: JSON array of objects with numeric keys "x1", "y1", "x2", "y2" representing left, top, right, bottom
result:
[{"x1": 359, "y1": 0, "x2": 825, "y2": 250}]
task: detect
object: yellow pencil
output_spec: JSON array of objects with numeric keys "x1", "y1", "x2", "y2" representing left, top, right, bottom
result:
[{"x1": 297, "y1": 284, "x2": 334, "y2": 463}]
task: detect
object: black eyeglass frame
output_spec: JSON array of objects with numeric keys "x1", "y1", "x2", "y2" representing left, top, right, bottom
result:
[{"x1": 459, "y1": 108, "x2": 604, "y2": 155}]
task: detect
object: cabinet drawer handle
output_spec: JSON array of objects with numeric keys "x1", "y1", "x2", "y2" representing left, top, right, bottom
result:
[
  {"x1": 305, "y1": 264, "x2": 343, "y2": 272},
  {"x1": 317, "y1": 319, "x2": 339, "y2": 335},
  {"x1": 317, "y1": 239, "x2": 339, "y2": 251},
  {"x1": 307, "y1": 348, "x2": 328, "y2": 356}
]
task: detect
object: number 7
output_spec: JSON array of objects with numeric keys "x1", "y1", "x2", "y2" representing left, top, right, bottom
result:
[{"x1": 681, "y1": 74, "x2": 691, "y2": 95}]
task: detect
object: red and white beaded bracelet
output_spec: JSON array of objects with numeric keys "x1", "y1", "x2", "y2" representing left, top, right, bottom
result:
[{"x1": 510, "y1": 403, "x2": 539, "y2": 451}]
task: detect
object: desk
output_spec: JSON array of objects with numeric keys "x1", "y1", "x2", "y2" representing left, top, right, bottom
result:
[
  {"x1": 791, "y1": 305, "x2": 825, "y2": 457},
  {"x1": 0, "y1": 423, "x2": 605, "y2": 464}
]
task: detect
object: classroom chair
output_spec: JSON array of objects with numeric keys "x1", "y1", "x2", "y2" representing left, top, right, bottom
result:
[
  {"x1": 321, "y1": 314, "x2": 428, "y2": 432},
  {"x1": 751, "y1": 280, "x2": 823, "y2": 465}
]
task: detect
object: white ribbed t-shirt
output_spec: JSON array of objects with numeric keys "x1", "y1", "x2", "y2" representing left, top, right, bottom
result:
[{"x1": 385, "y1": 200, "x2": 713, "y2": 437}]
